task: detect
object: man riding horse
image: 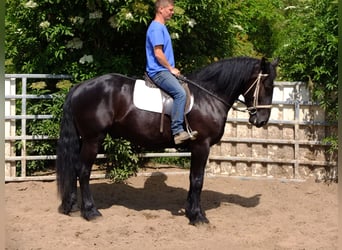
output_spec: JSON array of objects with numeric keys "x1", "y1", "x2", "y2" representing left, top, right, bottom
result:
[{"x1": 145, "y1": 0, "x2": 198, "y2": 144}]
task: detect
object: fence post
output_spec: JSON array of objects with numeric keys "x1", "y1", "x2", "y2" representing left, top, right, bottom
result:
[
  {"x1": 21, "y1": 77, "x2": 27, "y2": 177},
  {"x1": 5, "y1": 78, "x2": 16, "y2": 177}
]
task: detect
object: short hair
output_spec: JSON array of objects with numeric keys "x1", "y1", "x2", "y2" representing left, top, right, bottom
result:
[{"x1": 155, "y1": 0, "x2": 174, "y2": 12}]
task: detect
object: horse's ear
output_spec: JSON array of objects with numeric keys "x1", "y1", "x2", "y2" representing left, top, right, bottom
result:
[
  {"x1": 260, "y1": 57, "x2": 279, "y2": 72},
  {"x1": 260, "y1": 57, "x2": 267, "y2": 72},
  {"x1": 271, "y1": 58, "x2": 280, "y2": 67}
]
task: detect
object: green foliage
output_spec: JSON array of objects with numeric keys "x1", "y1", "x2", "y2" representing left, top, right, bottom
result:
[
  {"x1": 102, "y1": 135, "x2": 139, "y2": 183},
  {"x1": 228, "y1": 0, "x2": 284, "y2": 58},
  {"x1": 322, "y1": 136, "x2": 338, "y2": 155},
  {"x1": 5, "y1": 0, "x2": 264, "y2": 79},
  {"x1": 5, "y1": 0, "x2": 152, "y2": 80},
  {"x1": 149, "y1": 156, "x2": 190, "y2": 169},
  {"x1": 173, "y1": 0, "x2": 235, "y2": 71},
  {"x1": 276, "y1": 0, "x2": 338, "y2": 151}
]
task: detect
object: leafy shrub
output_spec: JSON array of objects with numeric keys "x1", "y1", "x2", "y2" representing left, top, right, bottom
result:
[
  {"x1": 102, "y1": 135, "x2": 139, "y2": 183},
  {"x1": 276, "y1": 0, "x2": 338, "y2": 151}
]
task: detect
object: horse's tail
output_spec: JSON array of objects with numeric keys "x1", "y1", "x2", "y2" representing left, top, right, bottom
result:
[{"x1": 56, "y1": 86, "x2": 80, "y2": 201}]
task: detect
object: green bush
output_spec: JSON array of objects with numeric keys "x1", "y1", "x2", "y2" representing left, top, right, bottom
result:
[
  {"x1": 102, "y1": 135, "x2": 139, "y2": 183},
  {"x1": 275, "y1": 0, "x2": 338, "y2": 151}
]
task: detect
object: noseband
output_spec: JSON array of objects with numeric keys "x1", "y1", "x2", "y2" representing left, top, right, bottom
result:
[{"x1": 243, "y1": 72, "x2": 271, "y2": 115}]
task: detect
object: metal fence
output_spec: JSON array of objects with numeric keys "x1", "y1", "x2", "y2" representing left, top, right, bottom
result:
[
  {"x1": 5, "y1": 74, "x2": 71, "y2": 181},
  {"x1": 4, "y1": 75, "x2": 336, "y2": 182}
]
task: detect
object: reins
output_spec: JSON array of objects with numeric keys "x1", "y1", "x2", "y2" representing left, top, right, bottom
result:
[
  {"x1": 176, "y1": 75, "x2": 232, "y2": 108},
  {"x1": 176, "y1": 72, "x2": 271, "y2": 114}
]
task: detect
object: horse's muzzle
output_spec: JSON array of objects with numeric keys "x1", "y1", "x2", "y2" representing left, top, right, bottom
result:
[{"x1": 249, "y1": 116, "x2": 268, "y2": 128}]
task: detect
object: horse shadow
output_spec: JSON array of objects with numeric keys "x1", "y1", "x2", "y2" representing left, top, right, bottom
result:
[{"x1": 89, "y1": 172, "x2": 261, "y2": 216}]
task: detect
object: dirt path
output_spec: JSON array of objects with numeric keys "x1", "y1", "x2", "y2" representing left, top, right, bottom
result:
[{"x1": 5, "y1": 171, "x2": 337, "y2": 250}]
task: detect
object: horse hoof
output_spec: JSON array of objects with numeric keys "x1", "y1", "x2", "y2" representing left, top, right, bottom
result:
[
  {"x1": 82, "y1": 208, "x2": 102, "y2": 221},
  {"x1": 188, "y1": 214, "x2": 210, "y2": 226},
  {"x1": 58, "y1": 203, "x2": 77, "y2": 215},
  {"x1": 190, "y1": 219, "x2": 210, "y2": 226}
]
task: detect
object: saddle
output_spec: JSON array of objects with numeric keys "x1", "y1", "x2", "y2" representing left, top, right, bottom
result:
[{"x1": 133, "y1": 73, "x2": 193, "y2": 133}]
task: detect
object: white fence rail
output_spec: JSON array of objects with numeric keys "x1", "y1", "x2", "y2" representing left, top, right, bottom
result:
[{"x1": 4, "y1": 75, "x2": 336, "y2": 182}]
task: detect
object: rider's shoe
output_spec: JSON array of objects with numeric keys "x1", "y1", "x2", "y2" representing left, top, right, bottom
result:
[{"x1": 174, "y1": 131, "x2": 198, "y2": 144}]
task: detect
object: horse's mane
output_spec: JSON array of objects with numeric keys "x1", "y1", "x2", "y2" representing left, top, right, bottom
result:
[{"x1": 188, "y1": 56, "x2": 260, "y2": 96}]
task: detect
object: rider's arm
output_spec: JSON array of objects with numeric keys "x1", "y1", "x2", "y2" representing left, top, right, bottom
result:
[{"x1": 154, "y1": 45, "x2": 180, "y2": 76}]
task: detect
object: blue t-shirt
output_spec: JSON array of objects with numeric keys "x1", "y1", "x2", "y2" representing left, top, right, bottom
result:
[{"x1": 145, "y1": 21, "x2": 175, "y2": 77}]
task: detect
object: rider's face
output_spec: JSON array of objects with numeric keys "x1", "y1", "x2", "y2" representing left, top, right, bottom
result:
[{"x1": 159, "y1": 4, "x2": 174, "y2": 21}]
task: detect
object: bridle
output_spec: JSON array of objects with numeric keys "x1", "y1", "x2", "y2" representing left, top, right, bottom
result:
[{"x1": 242, "y1": 72, "x2": 272, "y2": 115}]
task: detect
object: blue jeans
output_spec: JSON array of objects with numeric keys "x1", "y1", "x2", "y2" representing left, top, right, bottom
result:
[{"x1": 151, "y1": 71, "x2": 186, "y2": 135}]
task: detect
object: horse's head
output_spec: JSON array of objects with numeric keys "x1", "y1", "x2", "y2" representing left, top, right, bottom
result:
[{"x1": 243, "y1": 57, "x2": 279, "y2": 127}]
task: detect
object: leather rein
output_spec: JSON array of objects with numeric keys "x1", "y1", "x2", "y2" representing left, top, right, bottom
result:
[{"x1": 176, "y1": 72, "x2": 271, "y2": 115}]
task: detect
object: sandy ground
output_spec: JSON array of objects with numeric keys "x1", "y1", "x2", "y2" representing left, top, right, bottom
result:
[{"x1": 5, "y1": 169, "x2": 338, "y2": 250}]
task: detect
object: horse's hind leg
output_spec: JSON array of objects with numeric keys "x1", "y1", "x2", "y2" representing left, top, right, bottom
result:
[
  {"x1": 58, "y1": 176, "x2": 78, "y2": 214},
  {"x1": 78, "y1": 137, "x2": 103, "y2": 220}
]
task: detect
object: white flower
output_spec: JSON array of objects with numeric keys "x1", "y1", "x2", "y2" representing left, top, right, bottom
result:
[
  {"x1": 70, "y1": 16, "x2": 85, "y2": 25},
  {"x1": 15, "y1": 28, "x2": 23, "y2": 35},
  {"x1": 108, "y1": 0, "x2": 115, "y2": 3},
  {"x1": 125, "y1": 12, "x2": 133, "y2": 20},
  {"x1": 170, "y1": 33, "x2": 179, "y2": 39},
  {"x1": 89, "y1": 11, "x2": 103, "y2": 19},
  {"x1": 39, "y1": 21, "x2": 50, "y2": 29},
  {"x1": 187, "y1": 18, "x2": 196, "y2": 28},
  {"x1": 66, "y1": 38, "x2": 83, "y2": 50},
  {"x1": 284, "y1": 6, "x2": 296, "y2": 10},
  {"x1": 232, "y1": 24, "x2": 244, "y2": 31},
  {"x1": 24, "y1": 0, "x2": 38, "y2": 8},
  {"x1": 79, "y1": 55, "x2": 94, "y2": 64}
]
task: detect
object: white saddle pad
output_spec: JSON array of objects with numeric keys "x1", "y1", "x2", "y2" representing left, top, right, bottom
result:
[
  {"x1": 133, "y1": 80, "x2": 164, "y2": 113},
  {"x1": 133, "y1": 79, "x2": 194, "y2": 114}
]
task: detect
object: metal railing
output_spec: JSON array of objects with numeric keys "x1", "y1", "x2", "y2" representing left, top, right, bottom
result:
[{"x1": 5, "y1": 74, "x2": 71, "y2": 180}]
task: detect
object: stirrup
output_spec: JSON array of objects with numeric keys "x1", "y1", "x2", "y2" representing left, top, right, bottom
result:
[
  {"x1": 184, "y1": 115, "x2": 197, "y2": 140},
  {"x1": 188, "y1": 130, "x2": 198, "y2": 140}
]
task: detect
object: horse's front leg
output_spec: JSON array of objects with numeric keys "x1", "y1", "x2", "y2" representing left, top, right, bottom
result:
[
  {"x1": 186, "y1": 143, "x2": 210, "y2": 225},
  {"x1": 78, "y1": 137, "x2": 103, "y2": 220}
]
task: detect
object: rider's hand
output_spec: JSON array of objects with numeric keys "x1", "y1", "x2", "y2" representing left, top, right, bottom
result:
[{"x1": 170, "y1": 67, "x2": 180, "y2": 76}]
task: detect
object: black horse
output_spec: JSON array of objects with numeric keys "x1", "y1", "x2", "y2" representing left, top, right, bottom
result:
[{"x1": 56, "y1": 56, "x2": 278, "y2": 225}]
